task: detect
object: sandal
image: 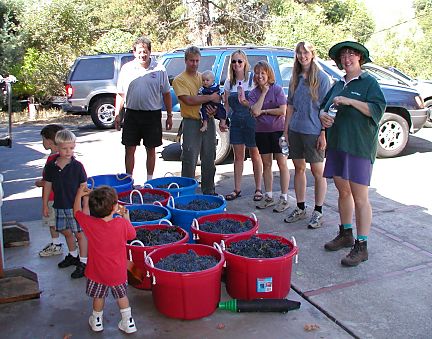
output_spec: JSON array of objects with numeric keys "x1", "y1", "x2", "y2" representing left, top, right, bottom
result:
[
  {"x1": 225, "y1": 190, "x2": 241, "y2": 201},
  {"x1": 253, "y1": 189, "x2": 263, "y2": 201}
]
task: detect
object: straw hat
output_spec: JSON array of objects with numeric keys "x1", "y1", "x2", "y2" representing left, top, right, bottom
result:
[{"x1": 329, "y1": 41, "x2": 372, "y2": 70}]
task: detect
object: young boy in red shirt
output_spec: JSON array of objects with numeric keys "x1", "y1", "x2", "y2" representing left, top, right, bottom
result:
[{"x1": 74, "y1": 185, "x2": 137, "y2": 334}]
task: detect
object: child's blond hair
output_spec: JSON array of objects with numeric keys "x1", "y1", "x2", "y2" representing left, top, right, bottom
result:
[
  {"x1": 202, "y1": 70, "x2": 215, "y2": 82},
  {"x1": 55, "y1": 129, "x2": 76, "y2": 144}
]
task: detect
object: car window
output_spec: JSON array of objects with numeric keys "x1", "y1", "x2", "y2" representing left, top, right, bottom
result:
[
  {"x1": 276, "y1": 56, "x2": 294, "y2": 88},
  {"x1": 198, "y1": 56, "x2": 216, "y2": 73},
  {"x1": 363, "y1": 67, "x2": 408, "y2": 86},
  {"x1": 71, "y1": 57, "x2": 115, "y2": 81},
  {"x1": 219, "y1": 54, "x2": 268, "y2": 86},
  {"x1": 121, "y1": 55, "x2": 134, "y2": 67},
  {"x1": 164, "y1": 55, "x2": 217, "y2": 84}
]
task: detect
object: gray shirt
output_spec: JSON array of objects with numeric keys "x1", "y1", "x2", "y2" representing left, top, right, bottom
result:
[
  {"x1": 287, "y1": 69, "x2": 331, "y2": 135},
  {"x1": 117, "y1": 58, "x2": 170, "y2": 111}
]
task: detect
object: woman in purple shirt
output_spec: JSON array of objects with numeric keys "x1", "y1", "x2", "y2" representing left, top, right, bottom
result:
[{"x1": 248, "y1": 61, "x2": 290, "y2": 213}]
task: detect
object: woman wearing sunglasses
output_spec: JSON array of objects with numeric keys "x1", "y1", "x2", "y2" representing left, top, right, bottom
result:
[
  {"x1": 223, "y1": 50, "x2": 263, "y2": 201},
  {"x1": 248, "y1": 60, "x2": 290, "y2": 213},
  {"x1": 320, "y1": 41, "x2": 386, "y2": 266}
]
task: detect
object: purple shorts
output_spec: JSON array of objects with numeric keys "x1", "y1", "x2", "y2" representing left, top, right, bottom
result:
[
  {"x1": 86, "y1": 279, "x2": 127, "y2": 299},
  {"x1": 323, "y1": 149, "x2": 373, "y2": 186}
]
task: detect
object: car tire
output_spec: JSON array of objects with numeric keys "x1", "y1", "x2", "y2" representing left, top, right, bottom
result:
[
  {"x1": 423, "y1": 98, "x2": 432, "y2": 128},
  {"x1": 377, "y1": 112, "x2": 409, "y2": 158},
  {"x1": 90, "y1": 96, "x2": 115, "y2": 129},
  {"x1": 215, "y1": 126, "x2": 231, "y2": 164}
]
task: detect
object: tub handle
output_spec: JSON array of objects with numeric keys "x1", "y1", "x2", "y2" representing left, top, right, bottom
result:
[
  {"x1": 116, "y1": 173, "x2": 132, "y2": 181},
  {"x1": 291, "y1": 236, "x2": 298, "y2": 264},
  {"x1": 145, "y1": 256, "x2": 156, "y2": 285},
  {"x1": 213, "y1": 242, "x2": 223, "y2": 254},
  {"x1": 167, "y1": 182, "x2": 180, "y2": 189},
  {"x1": 250, "y1": 212, "x2": 257, "y2": 222},
  {"x1": 167, "y1": 196, "x2": 175, "y2": 208},
  {"x1": 220, "y1": 239, "x2": 226, "y2": 251},
  {"x1": 164, "y1": 172, "x2": 174, "y2": 177},
  {"x1": 153, "y1": 201, "x2": 163, "y2": 207},
  {"x1": 143, "y1": 183, "x2": 153, "y2": 189},
  {"x1": 87, "y1": 177, "x2": 95, "y2": 189},
  {"x1": 191, "y1": 219, "x2": 200, "y2": 240},
  {"x1": 159, "y1": 219, "x2": 173, "y2": 226},
  {"x1": 130, "y1": 240, "x2": 145, "y2": 247},
  {"x1": 128, "y1": 249, "x2": 132, "y2": 261},
  {"x1": 130, "y1": 189, "x2": 144, "y2": 205}
]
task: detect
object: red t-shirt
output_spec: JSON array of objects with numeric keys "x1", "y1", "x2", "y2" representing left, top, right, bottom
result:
[
  {"x1": 75, "y1": 211, "x2": 136, "y2": 286},
  {"x1": 43, "y1": 153, "x2": 58, "y2": 201}
]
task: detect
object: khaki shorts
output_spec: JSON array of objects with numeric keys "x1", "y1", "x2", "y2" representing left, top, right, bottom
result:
[{"x1": 42, "y1": 201, "x2": 56, "y2": 227}]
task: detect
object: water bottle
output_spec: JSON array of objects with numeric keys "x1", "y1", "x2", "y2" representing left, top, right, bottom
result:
[
  {"x1": 327, "y1": 103, "x2": 338, "y2": 118},
  {"x1": 237, "y1": 81, "x2": 246, "y2": 102},
  {"x1": 279, "y1": 136, "x2": 289, "y2": 156}
]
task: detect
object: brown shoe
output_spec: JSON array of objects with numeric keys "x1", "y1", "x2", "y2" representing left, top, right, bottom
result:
[
  {"x1": 341, "y1": 240, "x2": 368, "y2": 267},
  {"x1": 324, "y1": 225, "x2": 355, "y2": 251}
]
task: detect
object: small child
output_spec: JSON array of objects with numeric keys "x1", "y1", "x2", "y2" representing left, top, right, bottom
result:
[
  {"x1": 35, "y1": 124, "x2": 64, "y2": 257},
  {"x1": 74, "y1": 185, "x2": 137, "y2": 334},
  {"x1": 199, "y1": 70, "x2": 228, "y2": 132},
  {"x1": 42, "y1": 129, "x2": 88, "y2": 279}
]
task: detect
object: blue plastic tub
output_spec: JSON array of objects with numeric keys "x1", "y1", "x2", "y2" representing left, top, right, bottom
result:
[
  {"x1": 144, "y1": 176, "x2": 198, "y2": 197},
  {"x1": 126, "y1": 204, "x2": 171, "y2": 226},
  {"x1": 167, "y1": 194, "x2": 226, "y2": 242},
  {"x1": 88, "y1": 174, "x2": 133, "y2": 193}
]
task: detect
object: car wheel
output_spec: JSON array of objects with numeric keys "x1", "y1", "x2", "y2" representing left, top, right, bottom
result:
[
  {"x1": 423, "y1": 98, "x2": 432, "y2": 128},
  {"x1": 215, "y1": 126, "x2": 231, "y2": 164},
  {"x1": 377, "y1": 112, "x2": 409, "y2": 158},
  {"x1": 90, "y1": 97, "x2": 115, "y2": 129}
]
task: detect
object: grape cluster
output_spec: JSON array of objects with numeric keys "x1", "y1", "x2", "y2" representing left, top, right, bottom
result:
[
  {"x1": 119, "y1": 192, "x2": 166, "y2": 204},
  {"x1": 129, "y1": 209, "x2": 166, "y2": 222},
  {"x1": 155, "y1": 249, "x2": 218, "y2": 272},
  {"x1": 133, "y1": 228, "x2": 183, "y2": 246},
  {"x1": 227, "y1": 236, "x2": 291, "y2": 258},
  {"x1": 176, "y1": 199, "x2": 221, "y2": 211},
  {"x1": 200, "y1": 219, "x2": 253, "y2": 234},
  {"x1": 157, "y1": 183, "x2": 184, "y2": 188}
]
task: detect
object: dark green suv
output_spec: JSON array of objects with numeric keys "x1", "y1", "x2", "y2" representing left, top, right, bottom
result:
[{"x1": 158, "y1": 46, "x2": 428, "y2": 163}]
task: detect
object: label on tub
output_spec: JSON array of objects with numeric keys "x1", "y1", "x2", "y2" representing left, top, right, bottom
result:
[{"x1": 256, "y1": 277, "x2": 273, "y2": 292}]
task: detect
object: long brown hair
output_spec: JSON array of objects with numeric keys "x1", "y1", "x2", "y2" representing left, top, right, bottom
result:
[
  {"x1": 228, "y1": 50, "x2": 250, "y2": 88},
  {"x1": 289, "y1": 41, "x2": 320, "y2": 103}
]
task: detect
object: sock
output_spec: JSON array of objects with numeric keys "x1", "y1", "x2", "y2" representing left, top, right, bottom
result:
[
  {"x1": 80, "y1": 257, "x2": 87, "y2": 264},
  {"x1": 93, "y1": 310, "x2": 103, "y2": 318},
  {"x1": 357, "y1": 235, "x2": 368, "y2": 242},
  {"x1": 342, "y1": 223, "x2": 352, "y2": 230},
  {"x1": 69, "y1": 249, "x2": 78, "y2": 257},
  {"x1": 314, "y1": 205, "x2": 322, "y2": 213},
  {"x1": 52, "y1": 237, "x2": 61, "y2": 245},
  {"x1": 281, "y1": 193, "x2": 288, "y2": 201},
  {"x1": 147, "y1": 174, "x2": 153, "y2": 181},
  {"x1": 120, "y1": 307, "x2": 132, "y2": 321},
  {"x1": 265, "y1": 192, "x2": 273, "y2": 199},
  {"x1": 297, "y1": 202, "x2": 305, "y2": 210}
]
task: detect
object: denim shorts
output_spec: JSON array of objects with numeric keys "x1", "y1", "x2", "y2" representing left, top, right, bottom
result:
[
  {"x1": 55, "y1": 208, "x2": 82, "y2": 233},
  {"x1": 288, "y1": 130, "x2": 324, "y2": 163},
  {"x1": 229, "y1": 114, "x2": 257, "y2": 148},
  {"x1": 86, "y1": 279, "x2": 128, "y2": 299},
  {"x1": 323, "y1": 149, "x2": 373, "y2": 186}
]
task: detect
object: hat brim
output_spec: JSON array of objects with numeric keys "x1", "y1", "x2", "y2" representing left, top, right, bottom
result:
[{"x1": 329, "y1": 41, "x2": 372, "y2": 70}]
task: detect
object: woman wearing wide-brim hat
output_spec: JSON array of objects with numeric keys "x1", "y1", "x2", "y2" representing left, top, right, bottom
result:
[{"x1": 319, "y1": 41, "x2": 386, "y2": 266}]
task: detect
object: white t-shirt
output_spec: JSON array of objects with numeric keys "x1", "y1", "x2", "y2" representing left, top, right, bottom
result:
[
  {"x1": 223, "y1": 76, "x2": 253, "y2": 94},
  {"x1": 117, "y1": 58, "x2": 170, "y2": 111}
]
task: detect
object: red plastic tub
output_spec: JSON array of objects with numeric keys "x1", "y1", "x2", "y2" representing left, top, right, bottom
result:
[
  {"x1": 222, "y1": 233, "x2": 298, "y2": 300},
  {"x1": 126, "y1": 222, "x2": 189, "y2": 290},
  {"x1": 192, "y1": 213, "x2": 259, "y2": 246},
  {"x1": 145, "y1": 243, "x2": 224, "y2": 320},
  {"x1": 118, "y1": 188, "x2": 171, "y2": 206}
]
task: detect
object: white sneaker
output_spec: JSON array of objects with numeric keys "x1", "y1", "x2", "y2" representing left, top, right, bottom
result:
[
  {"x1": 89, "y1": 315, "x2": 103, "y2": 332},
  {"x1": 308, "y1": 210, "x2": 323, "y2": 229},
  {"x1": 39, "y1": 243, "x2": 63, "y2": 257},
  {"x1": 273, "y1": 197, "x2": 289, "y2": 213},
  {"x1": 256, "y1": 195, "x2": 276, "y2": 209},
  {"x1": 118, "y1": 317, "x2": 137, "y2": 334},
  {"x1": 284, "y1": 207, "x2": 307, "y2": 223}
]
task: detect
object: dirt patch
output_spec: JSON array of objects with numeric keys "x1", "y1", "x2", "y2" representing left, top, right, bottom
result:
[{"x1": 0, "y1": 109, "x2": 92, "y2": 127}]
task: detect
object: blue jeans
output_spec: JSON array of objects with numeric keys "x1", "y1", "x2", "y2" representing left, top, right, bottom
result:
[{"x1": 181, "y1": 118, "x2": 216, "y2": 194}]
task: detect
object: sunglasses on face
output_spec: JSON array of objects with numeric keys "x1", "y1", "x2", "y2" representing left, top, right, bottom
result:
[{"x1": 231, "y1": 59, "x2": 243, "y2": 64}]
